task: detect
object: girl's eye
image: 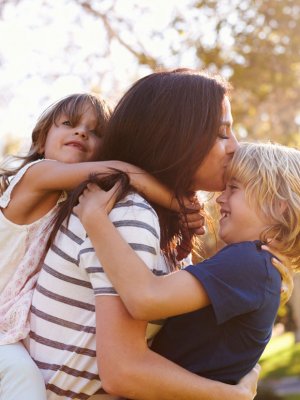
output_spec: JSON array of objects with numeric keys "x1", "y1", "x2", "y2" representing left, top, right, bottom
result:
[
  {"x1": 91, "y1": 129, "x2": 104, "y2": 138},
  {"x1": 62, "y1": 120, "x2": 72, "y2": 126}
]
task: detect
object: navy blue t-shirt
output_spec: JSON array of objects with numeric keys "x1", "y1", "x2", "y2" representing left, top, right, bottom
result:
[{"x1": 151, "y1": 241, "x2": 281, "y2": 384}]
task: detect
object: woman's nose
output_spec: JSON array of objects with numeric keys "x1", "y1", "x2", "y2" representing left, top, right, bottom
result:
[{"x1": 227, "y1": 132, "x2": 239, "y2": 155}]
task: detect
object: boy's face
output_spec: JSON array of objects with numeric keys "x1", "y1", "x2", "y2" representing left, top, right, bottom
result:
[
  {"x1": 216, "y1": 179, "x2": 270, "y2": 244},
  {"x1": 41, "y1": 105, "x2": 103, "y2": 163}
]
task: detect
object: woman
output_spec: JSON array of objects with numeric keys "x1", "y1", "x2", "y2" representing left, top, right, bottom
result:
[{"x1": 28, "y1": 68, "x2": 259, "y2": 399}]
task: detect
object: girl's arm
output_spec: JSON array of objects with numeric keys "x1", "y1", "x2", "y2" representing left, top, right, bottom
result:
[
  {"x1": 75, "y1": 183, "x2": 210, "y2": 321},
  {"x1": 24, "y1": 159, "x2": 180, "y2": 211}
]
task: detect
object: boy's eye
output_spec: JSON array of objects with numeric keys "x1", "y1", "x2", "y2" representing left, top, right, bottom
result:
[
  {"x1": 62, "y1": 120, "x2": 72, "y2": 126},
  {"x1": 228, "y1": 184, "x2": 238, "y2": 190}
]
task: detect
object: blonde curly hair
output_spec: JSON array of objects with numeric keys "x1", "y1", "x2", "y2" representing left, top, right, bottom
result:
[{"x1": 226, "y1": 141, "x2": 300, "y2": 270}]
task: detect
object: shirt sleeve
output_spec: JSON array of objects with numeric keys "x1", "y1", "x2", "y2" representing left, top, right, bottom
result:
[
  {"x1": 78, "y1": 193, "x2": 162, "y2": 296},
  {"x1": 185, "y1": 242, "x2": 270, "y2": 324}
]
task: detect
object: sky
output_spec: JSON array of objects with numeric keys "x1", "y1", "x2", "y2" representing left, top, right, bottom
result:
[{"x1": 0, "y1": 0, "x2": 192, "y2": 155}]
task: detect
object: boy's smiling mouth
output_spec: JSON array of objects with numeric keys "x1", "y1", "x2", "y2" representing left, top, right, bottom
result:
[{"x1": 220, "y1": 209, "x2": 230, "y2": 220}]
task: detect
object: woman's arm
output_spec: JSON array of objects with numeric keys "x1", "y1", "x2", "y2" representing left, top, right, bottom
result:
[
  {"x1": 96, "y1": 295, "x2": 259, "y2": 400},
  {"x1": 75, "y1": 183, "x2": 210, "y2": 320}
]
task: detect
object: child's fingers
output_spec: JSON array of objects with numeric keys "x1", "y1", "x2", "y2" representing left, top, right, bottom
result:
[
  {"x1": 261, "y1": 244, "x2": 290, "y2": 266},
  {"x1": 193, "y1": 226, "x2": 206, "y2": 235},
  {"x1": 75, "y1": 182, "x2": 122, "y2": 218},
  {"x1": 180, "y1": 211, "x2": 205, "y2": 235}
]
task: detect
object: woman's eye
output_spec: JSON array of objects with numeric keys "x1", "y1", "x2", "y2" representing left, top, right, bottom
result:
[
  {"x1": 62, "y1": 120, "x2": 72, "y2": 126},
  {"x1": 218, "y1": 126, "x2": 229, "y2": 139}
]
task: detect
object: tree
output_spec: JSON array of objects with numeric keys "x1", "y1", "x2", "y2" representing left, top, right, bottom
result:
[
  {"x1": 0, "y1": 0, "x2": 299, "y2": 148},
  {"x1": 77, "y1": 0, "x2": 300, "y2": 144}
]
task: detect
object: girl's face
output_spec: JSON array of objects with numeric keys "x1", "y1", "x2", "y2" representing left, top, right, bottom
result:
[
  {"x1": 191, "y1": 97, "x2": 238, "y2": 191},
  {"x1": 41, "y1": 105, "x2": 104, "y2": 163},
  {"x1": 216, "y1": 179, "x2": 271, "y2": 244}
]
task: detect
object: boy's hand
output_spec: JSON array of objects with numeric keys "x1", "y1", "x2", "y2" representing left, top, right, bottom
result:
[
  {"x1": 74, "y1": 183, "x2": 120, "y2": 226},
  {"x1": 261, "y1": 244, "x2": 294, "y2": 305}
]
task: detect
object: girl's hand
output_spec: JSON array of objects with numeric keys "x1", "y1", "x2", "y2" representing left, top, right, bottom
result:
[
  {"x1": 74, "y1": 183, "x2": 120, "y2": 226},
  {"x1": 181, "y1": 195, "x2": 205, "y2": 236},
  {"x1": 176, "y1": 197, "x2": 205, "y2": 261},
  {"x1": 237, "y1": 364, "x2": 260, "y2": 400},
  {"x1": 180, "y1": 209, "x2": 205, "y2": 236},
  {"x1": 261, "y1": 245, "x2": 294, "y2": 305}
]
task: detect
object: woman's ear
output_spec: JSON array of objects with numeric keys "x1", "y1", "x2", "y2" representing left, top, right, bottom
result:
[{"x1": 36, "y1": 143, "x2": 45, "y2": 157}]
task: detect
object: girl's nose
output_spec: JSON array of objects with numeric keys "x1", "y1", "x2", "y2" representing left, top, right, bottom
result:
[{"x1": 74, "y1": 126, "x2": 88, "y2": 139}]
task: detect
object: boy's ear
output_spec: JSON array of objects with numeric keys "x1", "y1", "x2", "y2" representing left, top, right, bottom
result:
[{"x1": 279, "y1": 200, "x2": 288, "y2": 214}]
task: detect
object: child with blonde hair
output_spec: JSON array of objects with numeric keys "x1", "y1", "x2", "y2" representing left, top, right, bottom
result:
[
  {"x1": 0, "y1": 93, "x2": 189, "y2": 400},
  {"x1": 75, "y1": 141, "x2": 298, "y2": 385}
]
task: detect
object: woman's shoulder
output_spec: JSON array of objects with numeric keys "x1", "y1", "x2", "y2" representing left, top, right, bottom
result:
[{"x1": 112, "y1": 191, "x2": 158, "y2": 220}]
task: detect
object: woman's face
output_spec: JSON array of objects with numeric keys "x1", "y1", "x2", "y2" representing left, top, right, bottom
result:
[{"x1": 192, "y1": 97, "x2": 238, "y2": 192}]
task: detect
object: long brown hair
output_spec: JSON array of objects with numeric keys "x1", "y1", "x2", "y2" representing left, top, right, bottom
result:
[
  {"x1": 101, "y1": 68, "x2": 230, "y2": 265},
  {"x1": 50, "y1": 69, "x2": 230, "y2": 268},
  {"x1": 0, "y1": 93, "x2": 111, "y2": 193}
]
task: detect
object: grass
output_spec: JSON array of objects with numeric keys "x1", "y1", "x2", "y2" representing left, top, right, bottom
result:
[
  {"x1": 258, "y1": 332, "x2": 300, "y2": 399},
  {"x1": 259, "y1": 332, "x2": 300, "y2": 379}
]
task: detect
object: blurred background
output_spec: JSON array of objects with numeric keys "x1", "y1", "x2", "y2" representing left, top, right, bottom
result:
[{"x1": 0, "y1": 0, "x2": 299, "y2": 398}]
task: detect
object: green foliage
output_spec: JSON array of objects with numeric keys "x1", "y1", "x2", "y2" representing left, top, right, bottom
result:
[
  {"x1": 0, "y1": 0, "x2": 299, "y2": 148},
  {"x1": 171, "y1": 0, "x2": 300, "y2": 144},
  {"x1": 260, "y1": 333, "x2": 300, "y2": 379}
]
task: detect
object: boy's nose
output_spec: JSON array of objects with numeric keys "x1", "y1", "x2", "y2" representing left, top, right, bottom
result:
[{"x1": 216, "y1": 192, "x2": 225, "y2": 204}]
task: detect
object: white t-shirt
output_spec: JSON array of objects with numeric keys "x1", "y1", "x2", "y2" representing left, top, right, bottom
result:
[{"x1": 0, "y1": 160, "x2": 66, "y2": 344}]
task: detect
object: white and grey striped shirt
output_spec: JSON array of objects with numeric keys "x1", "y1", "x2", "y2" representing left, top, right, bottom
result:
[{"x1": 28, "y1": 193, "x2": 170, "y2": 400}]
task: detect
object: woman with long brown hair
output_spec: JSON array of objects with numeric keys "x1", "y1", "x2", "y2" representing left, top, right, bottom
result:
[{"x1": 28, "y1": 69, "x2": 260, "y2": 400}]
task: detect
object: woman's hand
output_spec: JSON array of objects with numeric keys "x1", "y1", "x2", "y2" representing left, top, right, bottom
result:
[
  {"x1": 74, "y1": 183, "x2": 120, "y2": 226},
  {"x1": 261, "y1": 244, "x2": 294, "y2": 305},
  {"x1": 237, "y1": 364, "x2": 260, "y2": 400}
]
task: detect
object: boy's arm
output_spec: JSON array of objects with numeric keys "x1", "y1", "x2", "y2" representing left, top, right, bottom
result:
[
  {"x1": 76, "y1": 183, "x2": 210, "y2": 320},
  {"x1": 96, "y1": 295, "x2": 259, "y2": 400}
]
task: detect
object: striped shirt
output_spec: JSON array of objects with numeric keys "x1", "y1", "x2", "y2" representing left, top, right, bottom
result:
[{"x1": 28, "y1": 193, "x2": 169, "y2": 400}]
